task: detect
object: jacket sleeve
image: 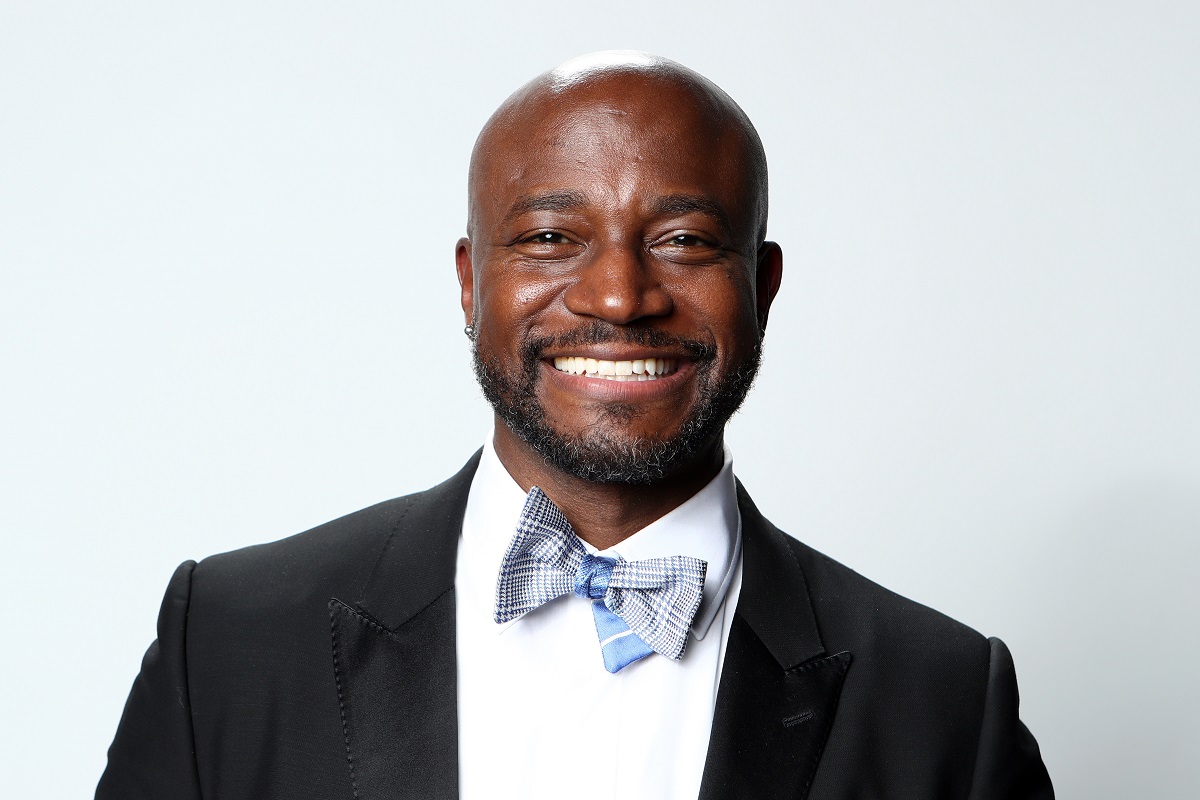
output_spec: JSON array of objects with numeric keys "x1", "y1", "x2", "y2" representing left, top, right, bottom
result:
[
  {"x1": 967, "y1": 637, "x2": 1054, "y2": 800},
  {"x1": 96, "y1": 561, "x2": 203, "y2": 800}
]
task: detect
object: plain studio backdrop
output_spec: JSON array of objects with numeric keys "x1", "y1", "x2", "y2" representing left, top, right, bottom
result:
[{"x1": 2, "y1": 2, "x2": 1197, "y2": 797}]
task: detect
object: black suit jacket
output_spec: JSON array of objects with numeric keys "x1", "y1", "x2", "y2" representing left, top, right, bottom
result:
[{"x1": 98, "y1": 453, "x2": 1052, "y2": 799}]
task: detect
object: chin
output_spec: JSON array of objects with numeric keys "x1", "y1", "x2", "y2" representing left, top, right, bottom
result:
[{"x1": 474, "y1": 337, "x2": 762, "y2": 485}]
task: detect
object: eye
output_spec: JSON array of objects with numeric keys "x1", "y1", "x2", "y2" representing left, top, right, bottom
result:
[
  {"x1": 511, "y1": 229, "x2": 583, "y2": 260},
  {"x1": 651, "y1": 231, "x2": 724, "y2": 264},
  {"x1": 525, "y1": 231, "x2": 570, "y2": 245}
]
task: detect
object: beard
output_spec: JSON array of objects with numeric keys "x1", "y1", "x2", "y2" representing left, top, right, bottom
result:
[{"x1": 472, "y1": 321, "x2": 762, "y2": 485}]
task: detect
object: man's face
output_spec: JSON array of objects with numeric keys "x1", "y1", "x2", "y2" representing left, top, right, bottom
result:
[{"x1": 458, "y1": 76, "x2": 781, "y2": 484}]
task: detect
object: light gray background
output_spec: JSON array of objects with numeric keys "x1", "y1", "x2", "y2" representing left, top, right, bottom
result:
[{"x1": 3, "y1": 2, "x2": 1197, "y2": 797}]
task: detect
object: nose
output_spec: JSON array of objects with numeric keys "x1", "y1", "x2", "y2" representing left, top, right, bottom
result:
[{"x1": 562, "y1": 241, "x2": 673, "y2": 324}]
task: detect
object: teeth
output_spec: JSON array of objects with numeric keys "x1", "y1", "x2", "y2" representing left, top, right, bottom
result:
[{"x1": 552, "y1": 357, "x2": 678, "y2": 380}]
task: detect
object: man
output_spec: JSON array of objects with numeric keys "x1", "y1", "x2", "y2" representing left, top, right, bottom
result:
[{"x1": 98, "y1": 52, "x2": 1053, "y2": 799}]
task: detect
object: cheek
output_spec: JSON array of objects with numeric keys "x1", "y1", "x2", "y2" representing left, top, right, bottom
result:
[
  {"x1": 674, "y1": 273, "x2": 759, "y2": 340},
  {"x1": 511, "y1": 280, "x2": 554, "y2": 308},
  {"x1": 477, "y1": 268, "x2": 564, "y2": 336}
]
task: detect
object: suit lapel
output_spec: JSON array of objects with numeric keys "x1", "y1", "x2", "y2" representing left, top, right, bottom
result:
[
  {"x1": 326, "y1": 455, "x2": 847, "y2": 799},
  {"x1": 699, "y1": 485, "x2": 852, "y2": 800},
  {"x1": 329, "y1": 452, "x2": 481, "y2": 800}
]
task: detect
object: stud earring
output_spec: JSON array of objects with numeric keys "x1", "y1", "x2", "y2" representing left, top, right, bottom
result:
[{"x1": 464, "y1": 325, "x2": 475, "y2": 339}]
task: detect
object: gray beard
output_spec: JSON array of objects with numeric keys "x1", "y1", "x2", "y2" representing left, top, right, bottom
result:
[{"x1": 471, "y1": 323, "x2": 762, "y2": 485}]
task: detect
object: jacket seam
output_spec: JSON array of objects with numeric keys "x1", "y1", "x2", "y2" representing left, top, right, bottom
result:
[
  {"x1": 962, "y1": 637, "x2": 994, "y2": 799},
  {"x1": 180, "y1": 560, "x2": 205, "y2": 800},
  {"x1": 361, "y1": 498, "x2": 416, "y2": 598},
  {"x1": 330, "y1": 602, "x2": 362, "y2": 799}
]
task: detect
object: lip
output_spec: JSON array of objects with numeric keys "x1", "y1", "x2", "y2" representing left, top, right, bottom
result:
[
  {"x1": 540, "y1": 346, "x2": 696, "y2": 363},
  {"x1": 541, "y1": 358, "x2": 696, "y2": 402}
]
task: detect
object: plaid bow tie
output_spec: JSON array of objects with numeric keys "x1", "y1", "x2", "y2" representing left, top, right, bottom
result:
[{"x1": 494, "y1": 487, "x2": 707, "y2": 673}]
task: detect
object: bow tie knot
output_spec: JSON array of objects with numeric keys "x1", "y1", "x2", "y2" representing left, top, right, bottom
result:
[
  {"x1": 574, "y1": 555, "x2": 614, "y2": 600},
  {"x1": 494, "y1": 487, "x2": 707, "y2": 672}
]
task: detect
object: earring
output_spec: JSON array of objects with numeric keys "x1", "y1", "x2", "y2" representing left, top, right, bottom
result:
[{"x1": 464, "y1": 325, "x2": 475, "y2": 339}]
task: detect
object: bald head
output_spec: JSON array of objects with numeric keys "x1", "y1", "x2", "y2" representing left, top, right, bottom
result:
[
  {"x1": 467, "y1": 51, "x2": 769, "y2": 247},
  {"x1": 455, "y1": 52, "x2": 785, "y2": 493}
]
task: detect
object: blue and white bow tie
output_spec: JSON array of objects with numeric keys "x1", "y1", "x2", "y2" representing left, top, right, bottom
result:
[{"x1": 494, "y1": 487, "x2": 707, "y2": 673}]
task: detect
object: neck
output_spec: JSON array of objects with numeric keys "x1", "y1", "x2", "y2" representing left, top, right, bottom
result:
[{"x1": 492, "y1": 424, "x2": 725, "y2": 551}]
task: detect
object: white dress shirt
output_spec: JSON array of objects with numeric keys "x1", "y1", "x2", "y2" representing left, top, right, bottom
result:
[{"x1": 456, "y1": 438, "x2": 743, "y2": 800}]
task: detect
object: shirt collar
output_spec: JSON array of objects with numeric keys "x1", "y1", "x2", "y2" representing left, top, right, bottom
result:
[{"x1": 461, "y1": 434, "x2": 741, "y2": 640}]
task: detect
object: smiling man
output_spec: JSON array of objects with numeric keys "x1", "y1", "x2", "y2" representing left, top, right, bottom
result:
[{"x1": 98, "y1": 53, "x2": 1053, "y2": 800}]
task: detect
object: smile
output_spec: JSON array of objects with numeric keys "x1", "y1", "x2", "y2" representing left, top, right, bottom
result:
[{"x1": 552, "y1": 357, "x2": 679, "y2": 382}]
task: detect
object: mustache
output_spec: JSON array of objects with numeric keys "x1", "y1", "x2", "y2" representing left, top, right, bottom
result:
[{"x1": 523, "y1": 321, "x2": 715, "y2": 361}]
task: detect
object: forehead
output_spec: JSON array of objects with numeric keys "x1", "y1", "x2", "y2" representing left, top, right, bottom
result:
[{"x1": 470, "y1": 74, "x2": 756, "y2": 227}]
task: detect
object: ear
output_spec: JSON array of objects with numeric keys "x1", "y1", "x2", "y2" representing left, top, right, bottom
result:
[
  {"x1": 755, "y1": 241, "x2": 783, "y2": 332},
  {"x1": 455, "y1": 237, "x2": 475, "y2": 326}
]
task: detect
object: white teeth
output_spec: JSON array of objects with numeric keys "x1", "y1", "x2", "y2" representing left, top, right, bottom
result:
[{"x1": 552, "y1": 357, "x2": 678, "y2": 381}]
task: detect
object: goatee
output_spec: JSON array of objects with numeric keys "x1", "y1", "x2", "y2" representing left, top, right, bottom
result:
[{"x1": 472, "y1": 322, "x2": 762, "y2": 485}]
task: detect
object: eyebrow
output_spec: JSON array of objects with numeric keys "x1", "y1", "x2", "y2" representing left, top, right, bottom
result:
[
  {"x1": 651, "y1": 194, "x2": 732, "y2": 233},
  {"x1": 501, "y1": 191, "x2": 734, "y2": 234},
  {"x1": 503, "y1": 191, "x2": 588, "y2": 223}
]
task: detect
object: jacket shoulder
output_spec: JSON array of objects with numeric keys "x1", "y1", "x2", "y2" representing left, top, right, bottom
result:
[
  {"x1": 189, "y1": 494, "x2": 419, "y2": 614},
  {"x1": 769, "y1": 530, "x2": 1052, "y2": 797},
  {"x1": 777, "y1": 527, "x2": 993, "y2": 686},
  {"x1": 186, "y1": 449, "x2": 481, "y2": 625},
  {"x1": 777, "y1": 529, "x2": 990, "y2": 661}
]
